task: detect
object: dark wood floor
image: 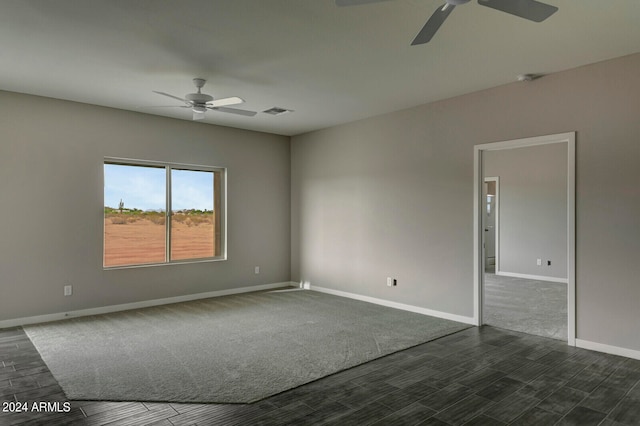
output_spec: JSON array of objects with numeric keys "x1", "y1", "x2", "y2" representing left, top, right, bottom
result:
[{"x1": 1, "y1": 325, "x2": 639, "y2": 425}]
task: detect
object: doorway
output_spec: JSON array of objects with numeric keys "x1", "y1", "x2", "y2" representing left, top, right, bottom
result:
[{"x1": 473, "y1": 132, "x2": 576, "y2": 346}]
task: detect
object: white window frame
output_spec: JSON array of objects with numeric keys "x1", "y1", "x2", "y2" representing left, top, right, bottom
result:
[{"x1": 103, "y1": 157, "x2": 226, "y2": 269}]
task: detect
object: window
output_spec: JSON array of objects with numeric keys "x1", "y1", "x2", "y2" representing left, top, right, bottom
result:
[{"x1": 103, "y1": 159, "x2": 225, "y2": 268}]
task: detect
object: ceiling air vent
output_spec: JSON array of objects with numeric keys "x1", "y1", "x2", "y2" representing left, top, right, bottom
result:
[{"x1": 262, "y1": 107, "x2": 293, "y2": 116}]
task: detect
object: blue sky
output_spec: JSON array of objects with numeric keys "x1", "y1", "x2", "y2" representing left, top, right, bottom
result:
[{"x1": 104, "y1": 164, "x2": 214, "y2": 211}]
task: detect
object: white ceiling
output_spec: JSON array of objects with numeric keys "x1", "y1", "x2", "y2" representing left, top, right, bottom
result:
[{"x1": 1, "y1": 0, "x2": 639, "y2": 136}]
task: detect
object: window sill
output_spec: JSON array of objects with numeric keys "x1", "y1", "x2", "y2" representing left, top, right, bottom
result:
[{"x1": 103, "y1": 257, "x2": 227, "y2": 271}]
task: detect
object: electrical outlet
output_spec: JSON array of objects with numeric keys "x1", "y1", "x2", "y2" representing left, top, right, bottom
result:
[
  {"x1": 536, "y1": 258, "x2": 542, "y2": 266},
  {"x1": 547, "y1": 260, "x2": 551, "y2": 266},
  {"x1": 64, "y1": 285, "x2": 72, "y2": 296},
  {"x1": 254, "y1": 266, "x2": 260, "y2": 274},
  {"x1": 393, "y1": 279, "x2": 397, "y2": 286},
  {"x1": 386, "y1": 277, "x2": 393, "y2": 287}
]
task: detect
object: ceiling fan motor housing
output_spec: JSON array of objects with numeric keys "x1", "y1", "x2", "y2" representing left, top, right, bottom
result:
[
  {"x1": 186, "y1": 93, "x2": 214, "y2": 103},
  {"x1": 186, "y1": 78, "x2": 213, "y2": 104}
]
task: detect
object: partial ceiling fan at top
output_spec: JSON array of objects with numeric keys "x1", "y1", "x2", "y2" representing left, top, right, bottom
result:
[
  {"x1": 336, "y1": 0, "x2": 558, "y2": 45},
  {"x1": 151, "y1": 78, "x2": 257, "y2": 121}
]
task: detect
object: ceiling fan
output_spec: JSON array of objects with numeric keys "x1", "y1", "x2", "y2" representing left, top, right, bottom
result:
[
  {"x1": 336, "y1": 0, "x2": 558, "y2": 45},
  {"x1": 152, "y1": 78, "x2": 257, "y2": 120}
]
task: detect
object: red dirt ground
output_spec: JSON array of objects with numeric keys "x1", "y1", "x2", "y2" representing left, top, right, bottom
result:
[{"x1": 104, "y1": 218, "x2": 214, "y2": 267}]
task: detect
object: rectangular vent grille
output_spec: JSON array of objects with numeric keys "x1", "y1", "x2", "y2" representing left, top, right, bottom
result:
[{"x1": 262, "y1": 107, "x2": 292, "y2": 116}]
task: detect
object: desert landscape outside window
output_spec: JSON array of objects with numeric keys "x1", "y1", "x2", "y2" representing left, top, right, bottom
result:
[{"x1": 103, "y1": 160, "x2": 225, "y2": 268}]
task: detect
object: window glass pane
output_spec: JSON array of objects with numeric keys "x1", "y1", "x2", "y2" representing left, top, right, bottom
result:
[
  {"x1": 104, "y1": 164, "x2": 166, "y2": 267},
  {"x1": 170, "y1": 169, "x2": 215, "y2": 260}
]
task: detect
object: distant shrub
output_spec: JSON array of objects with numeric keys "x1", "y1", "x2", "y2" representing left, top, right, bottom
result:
[
  {"x1": 189, "y1": 214, "x2": 214, "y2": 226},
  {"x1": 105, "y1": 210, "x2": 211, "y2": 226},
  {"x1": 148, "y1": 215, "x2": 165, "y2": 225},
  {"x1": 172, "y1": 214, "x2": 188, "y2": 224},
  {"x1": 172, "y1": 212, "x2": 213, "y2": 226},
  {"x1": 110, "y1": 216, "x2": 127, "y2": 225}
]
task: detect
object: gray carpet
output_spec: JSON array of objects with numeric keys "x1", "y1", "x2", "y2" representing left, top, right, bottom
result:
[
  {"x1": 484, "y1": 273, "x2": 567, "y2": 340},
  {"x1": 24, "y1": 289, "x2": 469, "y2": 404}
]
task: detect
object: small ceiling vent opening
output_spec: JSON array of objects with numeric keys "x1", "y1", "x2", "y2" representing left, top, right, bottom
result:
[
  {"x1": 262, "y1": 107, "x2": 293, "y2": 116},
  {"x1": 517, "y1": 73, "x2": 544, "y2": 82}
]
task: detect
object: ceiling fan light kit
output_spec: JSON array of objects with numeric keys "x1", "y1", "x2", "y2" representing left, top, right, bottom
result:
[{"x1": 338, "y1": 0, "x2": 558, "y2": 45}]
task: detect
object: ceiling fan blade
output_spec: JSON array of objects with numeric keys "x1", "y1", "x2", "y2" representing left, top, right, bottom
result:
[
  {"x1": 411, "y1": 4, "x2": 455, "y2": 46},
  {"x1": 152, "y1": 91, "x2": 191, "y2": 104},
  {"x1": 336, "y1": 0, "x2": 393, "y2": 6},
  {"x1": 193, "y1": 111, "x2": 206, "y2": 120},
  {"x1": 477, "y1": 0, "x2": 558, "y2": 22},
  {"x1": 209, "y1": 96, "x2": 244, "y2": 108},
  {"x1": 210, "y1": 107, "x2": 257, "y2": 117}
]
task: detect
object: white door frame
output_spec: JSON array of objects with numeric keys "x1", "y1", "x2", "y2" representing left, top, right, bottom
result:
[
  {"x1": 483, "y1": 176, "x2": 500, "y2": 273},
  {"x1": 473, "y1": 132, "x2": 576, "y2": 346}
]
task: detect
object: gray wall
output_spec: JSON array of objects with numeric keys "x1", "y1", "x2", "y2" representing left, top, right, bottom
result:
[
  {"x1": 291, "y1": 53, "x2": 640, "y2": 351},
  {"x1": 484, "y1": 143, "x2": 568, "y2": 279},
  {"x1": 0, "y1": 91, "x2": 291, "y2": 321},
  {"x1": 1, "y1": 54, "x2": 638, "y2": 353}
]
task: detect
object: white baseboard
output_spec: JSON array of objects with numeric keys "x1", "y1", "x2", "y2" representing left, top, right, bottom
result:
[
  {"x1": 0, "y1": 282, "x2": 297, "y2": 329},
  {"x1": 310, "y1": 285, "x2": 476, "y2": 325},
  {"x1": 576, "y1": 339, "x2": 640, "y2": 361},
  {"x1": 496, "y1": 271, "x2": 568, "y2": 284}
]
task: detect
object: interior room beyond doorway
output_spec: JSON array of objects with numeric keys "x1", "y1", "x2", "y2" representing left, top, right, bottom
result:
[{"x1": 475, "y1": 134, "x2": 575, "y2": 343}]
